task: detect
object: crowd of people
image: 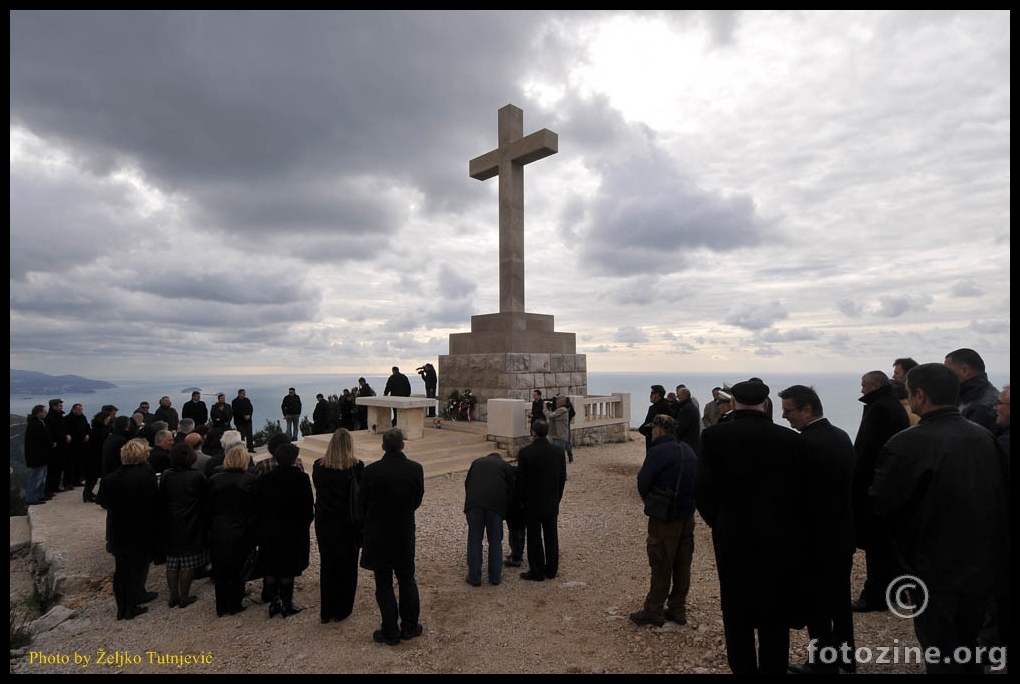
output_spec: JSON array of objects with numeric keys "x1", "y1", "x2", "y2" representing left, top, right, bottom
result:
[
  {"x1": 629, "y1": 347, "x2": 1009, "y2": 674},
  {"x1": 18, "y1": 349, "x2": 1009, "y2": 670}
]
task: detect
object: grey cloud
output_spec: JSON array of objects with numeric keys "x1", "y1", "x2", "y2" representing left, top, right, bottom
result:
[
  {"x1": 724, "y1": 301, "x2": 789, "y2": 331},
  {"x1": 836, "y1": 299, "x2": 864, "y2": 318},
  {"x1": 613, "y1": 326, "x2": 650, "y2": 345},
  {"x1": 873, "y1": 295, "x2": 933, "y2": 318},
  {"x1": 949, "y1": 279, "x2": 983, "y2": 298}
]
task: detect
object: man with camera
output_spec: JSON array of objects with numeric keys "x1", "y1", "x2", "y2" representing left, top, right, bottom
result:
[
  {"x1": 416, "y1": 363, "x2": 438, "y2": 417},
  {"x1": 544, "y1": 395, "x2": 572, "y2": 463}
]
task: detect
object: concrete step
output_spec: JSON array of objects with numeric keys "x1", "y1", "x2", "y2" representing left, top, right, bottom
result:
[{"x1": 296, "y1": 423, "x2": 506, "y2": 479}]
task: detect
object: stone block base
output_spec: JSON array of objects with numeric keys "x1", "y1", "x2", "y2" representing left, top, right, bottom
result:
[{"x1": 438, "y1": 352, "x2": 587, "y2": 421}]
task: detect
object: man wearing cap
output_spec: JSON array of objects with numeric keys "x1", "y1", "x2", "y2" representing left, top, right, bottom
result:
[
  {"x1": 210, "y1": 393, "x2": 233, "y2": 431},
  {"x1": 715, "y1": 389, "x2": 735, "y2": 423},
  {"x1": 630, "y1": 413, "x2": 698, "y2": 628},
  {"x1": 638, "y1": 385, "x2": 672, "y2": 451},
  {"x1": 695, "y1": 379, "x2": 810, "y2": 675}
]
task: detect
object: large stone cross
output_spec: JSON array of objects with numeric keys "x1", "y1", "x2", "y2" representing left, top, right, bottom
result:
[{"x1": 469, "y1": 104, "x2": 558, "y2": 314}]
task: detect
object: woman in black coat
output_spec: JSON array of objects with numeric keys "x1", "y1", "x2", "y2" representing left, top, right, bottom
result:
[
  {"x1": 208, "y1": 444, "x2": 258, "y2": 617},
  {"x1": 312, "y1": 428, "x2": 365, "y2": 623},
  {"x1": 159, "y1": 442, "x2": 210, "y2": 609},
  {"x1": 258, "y1": 442, "x2": 315, "y2": 617},
  {"x1": 97, "y1": 438, "x2": 160, "y2": 620}
]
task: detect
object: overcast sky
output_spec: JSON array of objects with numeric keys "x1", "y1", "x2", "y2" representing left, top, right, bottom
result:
[{"x1": 10, "y1": 10, "x2": 1011, "y2": 382}]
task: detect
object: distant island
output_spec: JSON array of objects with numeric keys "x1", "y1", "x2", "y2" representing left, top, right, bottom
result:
[{"x1": 9, "y1": 369, "x2": 117, "y2": 396}]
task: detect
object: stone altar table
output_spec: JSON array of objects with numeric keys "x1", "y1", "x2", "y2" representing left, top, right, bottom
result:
[{"x1": 355, "y1": 396, "x2": 437, "y2": 439}]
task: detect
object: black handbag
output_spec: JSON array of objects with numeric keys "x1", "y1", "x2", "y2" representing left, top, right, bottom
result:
[{"x1": 643, "y1": 450, "x2": 685, "y2": 523}]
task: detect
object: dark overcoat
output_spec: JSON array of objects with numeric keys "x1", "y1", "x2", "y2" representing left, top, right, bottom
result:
[
  {"x1": 358, "y1": 450, "x2": 424, "y2": 571},
  {"x1": 99, "y1": 462, "x2": 160, "y2": 555},
  {"x1": 694, "y1": 409, "x2": 810, "y2": 629},
  {"x1": 257, "y1": 465, "x2": 314, "y2": 578},
  {"x1": 852, "y1": 385, "x2": 909, "y2": 549},
  {"x1": 207, "y1": 468, "x2": 259, "y2": 571},
  {"x1": 516, "y1": 437, "x2": 567, "y2": 521},
  {"x1": 160, "y1": 466, "x2": 211, "y2": 556}
]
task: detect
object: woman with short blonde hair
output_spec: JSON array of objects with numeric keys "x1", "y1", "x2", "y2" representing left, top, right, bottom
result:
[
  {"x1": 119, "y1": 437, "x2": 151, "y2": 465},
  {"x1": 222, "y1": 444, "x2": 251, "y2": 471}
]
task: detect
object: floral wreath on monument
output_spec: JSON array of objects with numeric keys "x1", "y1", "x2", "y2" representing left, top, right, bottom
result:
[{"x1": 446, "y1": 388, "x2": 478, "y2": 421}]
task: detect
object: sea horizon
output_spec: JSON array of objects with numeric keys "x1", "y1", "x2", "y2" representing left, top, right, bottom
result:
[{"x1": 12, "y1": 369, "x2": 1007, "y2": 439}]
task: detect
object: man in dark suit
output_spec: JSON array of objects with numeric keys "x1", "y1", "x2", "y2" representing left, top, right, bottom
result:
[
  {"x1": 358, "y1": 428, "x2": 425, "y2": 646},
  {"x1": 181, "y1": 391, "x2": 209, "y2": 427},
  {"x1": 516, "y1": 419, "x2": 568, "y2": 582},
  {"x1": 384, "y1": 366, "x2": 413, "y2": 427},
  {"x1": 695, "y1": 379, "x2": 810, "y2": 675},
  {"x1": 231, "y1": 389, "x2": 255, "y2": 452},
  {"x1": 638, "y1": 385, "x2": 671, "y2": 451},
  {"x1": 778, "y1": 384, "x2": 857, "y2": 674},
  {"x1": 851, "y1": 370, "x2": 910, "y2": 612}
]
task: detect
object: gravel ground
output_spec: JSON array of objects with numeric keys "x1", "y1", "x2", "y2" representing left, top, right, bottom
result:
[{"x1": 11, "y1": 433, "x2": 931, "y2": 674}]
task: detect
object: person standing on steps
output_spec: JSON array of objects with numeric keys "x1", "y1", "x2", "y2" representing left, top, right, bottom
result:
[
  {"x1": 417, "y1": 363, "x2": 438, "y2": 418},
  {"x1": 231, "y1": 389, "x2": 255, "y2": 452},
  {"x1": 383, "y1": 366, "x2": 412, "y2": 427},
  {"x1": 281, "y1": 387, "x2": 302, "y2": 442}
]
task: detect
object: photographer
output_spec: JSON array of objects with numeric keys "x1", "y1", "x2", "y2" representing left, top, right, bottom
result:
[
  {"x1": 417, "y1": 363, "x2": 438, "y2": 417},
  {"x1": 544, "y1": 395, "x2": 572, "y2": 463}
]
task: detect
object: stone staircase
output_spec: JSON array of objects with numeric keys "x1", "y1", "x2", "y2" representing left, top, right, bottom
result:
[{"x1": 296, "y1": 420, "x2": 506, "y2": 479}]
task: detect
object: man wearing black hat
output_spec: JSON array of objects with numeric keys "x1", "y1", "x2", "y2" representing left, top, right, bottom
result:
[
  {"x1": 638, "y1": 385, "x2": 671, "y2": 451},
  {"x1": 695, "y1": 379, "x2": 810, "y2": 675}
]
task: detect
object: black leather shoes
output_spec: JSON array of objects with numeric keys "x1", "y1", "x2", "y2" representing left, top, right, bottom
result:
[
  {"x1": 268, "y1": 600, "x2": 283, "y2": 618},
  {"x1": 520, "y1": 571, "x2": 545, "y2": 581},
  {"x1": 400, "y1": 623, "x2": 423, "y2": 640},
  {"x1": 629, "y1": 610, "x2": 665, "y2": 627},
  {"x1": 789, "y1": 661, "x2": 838, "y2": 674},
  {"x1": 851, "y1": 597, "x2": 886, "y2": 613},
  {"x1": 373, "y1": 630, "x2": 400, "y2": 646}
]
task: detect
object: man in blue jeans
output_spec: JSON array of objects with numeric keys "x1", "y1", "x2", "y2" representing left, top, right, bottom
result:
[
  {"x1": 281, "y1": 387, "x2": 302, "y2": 441},
  {"x1": 463, "y1": 452, "x2": 515, "y2": 586}
]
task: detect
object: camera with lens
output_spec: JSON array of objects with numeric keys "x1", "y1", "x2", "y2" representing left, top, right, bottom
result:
[
  {"x1": 415, "y1": 366, "x2": 426, "y2": 373},
  {"x1": 545, "y1": 400, "x2": 555, "y2": 409}
]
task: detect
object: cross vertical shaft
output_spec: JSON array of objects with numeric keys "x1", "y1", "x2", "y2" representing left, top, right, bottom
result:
[{"x1": 469, "y1": 104, "x2": 558, "y2": 314}]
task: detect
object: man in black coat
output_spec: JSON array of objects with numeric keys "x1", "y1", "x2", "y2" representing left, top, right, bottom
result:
[
  {"x1": 358, "y1": 428, "x2": 425, "y2": 645},
  {"x1": 944, "y1": 347, "x2": 1000, "y2": 433},
  {"x1": 851, "y1": 370, "x2": 910, "y2": 612},
  {"x1": 44, "y1": 398, "x2": 69, "y2": 497},
  {"x1": 638, "y1": 385, "x2": 672, "y2": 451},
  {"x1": 384, "y1": 366, "x2": 412, "y2": 427},
  {"x1": 24, "y1": 404, "x2": 52, "y2": 505},
  {"x1": 231, "y1": 389, "x2": 255, "y2": 452},
  {"x1": 312, "y1": 393, "x2": 330, "y2": 434},
  {"x1": 516, "y1": 419, "x2": 568, "y2": 582},
  {"x1": 181, "y1": 391, "x2": 209, "y2": 427},
  {"x1": 871, "y1": 363, "x2": 1009, "y2": 674},
  {"x1": 673, "y1": 387, "x2": 702, "y2": 455},
  {"x1": 695, "y1": 379, "x2": 810, "y2": 675},
  {"x1": 778, "y1": 385, "x2": 857, "y2": 674},
  {"x1": 417, "y1": 363, "x2": 438, "y2": 417}
]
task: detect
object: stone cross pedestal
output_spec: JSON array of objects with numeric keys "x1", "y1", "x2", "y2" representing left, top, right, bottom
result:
[{"x1": 440, "y1": 104, "x2": 585, "y2": 419}]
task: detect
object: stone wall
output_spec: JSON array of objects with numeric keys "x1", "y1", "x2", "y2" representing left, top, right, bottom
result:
[{"x1": 438, "y1": 352, "x2": 587, "y2": 421}]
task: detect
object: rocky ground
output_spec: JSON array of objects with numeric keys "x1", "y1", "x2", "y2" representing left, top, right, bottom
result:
[{"x1": 11, "y1": 433, "x2": 935, "y2": 674}]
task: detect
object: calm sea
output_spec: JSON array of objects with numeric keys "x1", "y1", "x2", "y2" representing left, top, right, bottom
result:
[{"x1": 9, "y1": 370, "x2": 1009, "y2": 440}]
